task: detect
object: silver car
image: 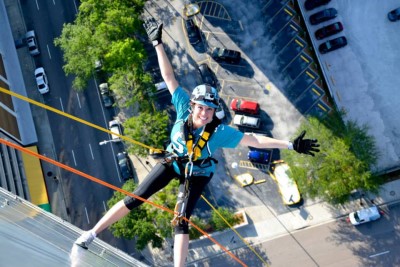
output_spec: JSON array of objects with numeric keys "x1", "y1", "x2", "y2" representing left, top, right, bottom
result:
[
  {"x1": 26, "y1": 30, "x2": 40, "y2": 56},
  {"x1": 34, "y1": 67, "x2": 49, "y2": 94}
]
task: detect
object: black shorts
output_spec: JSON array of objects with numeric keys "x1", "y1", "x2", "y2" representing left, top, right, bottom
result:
[{"x1": 123, "y1": 161, "x2": 212, "y2": 234}]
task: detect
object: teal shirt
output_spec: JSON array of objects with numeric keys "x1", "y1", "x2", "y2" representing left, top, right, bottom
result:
[{"x1": 167, "y1": 87, "x2": 244, "y2": 176}]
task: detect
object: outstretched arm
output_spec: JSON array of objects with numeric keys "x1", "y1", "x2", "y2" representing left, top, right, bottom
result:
[
  {"x1": 155, "y1": 44, "x2": 179, "y2": 95},
  {"x1": 143, "y1": 18, "x2": 179, "y2": 95},
  {"x1": 240, "y1": 131, "x2": 320, "y2": 156}
]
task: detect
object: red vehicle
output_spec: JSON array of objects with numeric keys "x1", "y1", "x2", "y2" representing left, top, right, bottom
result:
[
  {"x1": 230, "y1": 98, "x2": 260, "y2": 115},
  {"x1": 315, "y1": 22, "x2": 343, "y2": 40}
]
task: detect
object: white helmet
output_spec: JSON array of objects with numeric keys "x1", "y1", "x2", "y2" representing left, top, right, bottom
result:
[{"x1": 190, "y1": 84, "x2": 220, "y2": 108}]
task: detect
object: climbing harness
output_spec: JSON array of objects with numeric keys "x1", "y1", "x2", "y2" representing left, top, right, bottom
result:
[{"x1": 171, "y1": 114, "x2": 221, "y2": 226}]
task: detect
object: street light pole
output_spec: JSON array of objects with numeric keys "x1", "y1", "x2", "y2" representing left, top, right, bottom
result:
[{"x1": 99, "y1": 139, "x2": 120, "y2": 146}]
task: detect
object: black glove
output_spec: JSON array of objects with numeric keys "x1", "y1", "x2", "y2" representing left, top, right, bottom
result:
[
  {"x1": 292, "y1": 130, "x2": 320, "y2": 156},
  {"x1": 143, "y1": 18, "x2": 163, "y2": 47}
]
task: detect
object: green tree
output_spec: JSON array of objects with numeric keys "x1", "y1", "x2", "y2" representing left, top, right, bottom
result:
[
  {"x1": 107, "y1": 179, "x2": 179, "y2": 250},
  {"x1": 282, "y1": 114, "x2": 381, "y2": 204},
  {"x1": 210, "y1": 207, "x2": 241, "y2": 231},
  {"x1": 124, "y1": 111, "x2": 170, "y2": 157},
  {"x1": 188, "y1": 216, "x2": 208, "y2": 240},
  {"x1": 108, "y1": 67, "x2": 154, "y2": 109},
  {"x1": 54, "y1": 0, "x2": 146, "y2": 91},
  {"x1": 107, "y1": 180, "x2": 163, "y2": 250}
]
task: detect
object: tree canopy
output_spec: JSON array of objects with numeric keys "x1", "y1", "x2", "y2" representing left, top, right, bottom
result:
[
  {"x1": 123, "y1": 111, "x2": 170, "y2": 157},
  {"x1": 54, "y1": 0, "x2": 146, "y2": 92},
  {"x1": 107, "y1": 179, "x2": 179, "y2": 250},
  {"x1": 282, "y1": 112, "x2": 381, "y2": 204}
]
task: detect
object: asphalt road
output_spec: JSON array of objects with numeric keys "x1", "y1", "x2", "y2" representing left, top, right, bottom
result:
[{"x1": 18, "y1": 0, "x2": 140, "y2": 254}]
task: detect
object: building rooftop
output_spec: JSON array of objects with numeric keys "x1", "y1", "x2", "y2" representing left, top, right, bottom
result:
[{"x1": 0, "y1": 187, "x2": 148, "y2": 267}]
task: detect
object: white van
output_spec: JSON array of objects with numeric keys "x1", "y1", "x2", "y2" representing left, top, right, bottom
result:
[
  {"x1": 109, "y1": 120, "x2": 122, "y2": 142},
  {"x1": 155, "y1": 81, "x2": 168, "y2": 92}
]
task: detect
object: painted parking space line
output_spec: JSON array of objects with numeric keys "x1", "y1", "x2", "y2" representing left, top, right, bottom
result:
[{"x1": 197, "y1": 1, "x2": 231, "y2": 20}]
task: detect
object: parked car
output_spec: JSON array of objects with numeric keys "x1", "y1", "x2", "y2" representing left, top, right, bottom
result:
[
  {"x1": 348, "y1": 206, "x2": 382, "y2": 225},
  {"x1": 154, "y1": 81, "x2": 168, "y2": 93},
  {"x1": 234, "y1": 173, "x2": 254, "y2": 187},
  {"x1": 25, "y1": 30, "x2": 40, "y2": 56},
  {"x1": 99, "y1": 83, "x2": 109, "y2": 94},
  {"x1": 233, "y1": 114, "x2": 260, "y2": 128},
  {"x1": 304, "y1": 0, "x2": 331, "y2": 11},
  {"x1": 248, "y1": 149, "x2": 271, "y2": 164},
  {"x1": 271, "y1": 161, "x2": 301, "y2": 205},
  {"x1": 309, "y1": 8, "x2": 338, "y2": 25},
  {"x1": 34, "y1": 67, "x2": 49, "y2": 94},
  {"x1": 319, "y1": 36, "x2": 347, "y2": 54},
  {"x1": 116, "y1": 152, "x2": 134, "y2": 181},
  {"x1": 109, "y1": 120, "x2": 123, "y2": 142},
  {"x1": 388, "y1": 7, "x2": 400, "y2": 22},
  {"x1": 215, "y1": 105, "x2": 225, "y2": 120},
  {"x1": 94, "y1": 59, "x2": 103, "y2": 72},
  {"x1": 315, "y1": 22, "x2": 343, "y2": 40},
  {"x1": 230, "y1": 98, "x2": 260, "y2": 115},
  {"x1": 184, "y1": 18, "x2": 201, "y2": 45},
  {"x1": 101, "y1": 92, "x2": 114, "y2": 108},
  {"x1": 198, "y1": 63, "x2": 218, "y2": 88},
  {"x1": 211, "y1": 47, "x2": 241, "y2": 64}
]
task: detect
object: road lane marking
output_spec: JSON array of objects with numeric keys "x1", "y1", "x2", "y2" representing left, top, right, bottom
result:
[
  {"x1": 369, "y1": 251, "x2": 390, "y2": 258},
  {"x1": 76, "y1": 93, "x2": 81, "y2": 108},
  {"x1": 103, "y1": 201, "x2": 107, "y2": 212},
  {"x1": 59, "y1": 98, "x2": 64, "y2": 112},
  {"x1": 35, "y1": 0, "x2": 39, "y2": 10},
  {"x1": 71, "y1": 150, "x2": 77, "y2": 166},
  {"x1": 84, "y1": 207, "x2": 90, "y2": 224},
  {"x1": 72, "y1": 0, "x2": 78, "y2": 14},
  {"x1": 47, "y1": 44, "x2": 52, "y2": 59},
  {"x1": 88, "y1": 144, "x2": 94, "y2": 160}
]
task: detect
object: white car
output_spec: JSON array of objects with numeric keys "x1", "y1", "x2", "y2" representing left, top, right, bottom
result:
[
  {"x1": 348, "y1": 206, "x2": 381, "y2": 225},
  {"x1": 271, "y1": 161, "x2": 301, "y2": 205},
  {"x1": 26, "y1": 30, "x2": 40, "y2": 56},
  {"x1": 155, "y1": 81, "x2": 168, "y2": 92},
  {"x1": 109, "y1": 120, "x2": 123, "y2": 142},
  {"x1": 216, "y1": 105, "x2": 225, "y2": 119},
  {"x1": 34, "y1": 67, "x2": 49, "y2": 94},
  {"x1": 233, "y1": 114, "x2": 260, "y2": 128}
]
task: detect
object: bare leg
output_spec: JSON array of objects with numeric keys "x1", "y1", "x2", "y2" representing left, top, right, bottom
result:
[
  {"x1": 174, "y1": 234, "x2": 189, "y2": 267},
  {"x1": 92, "y1": 200, "x2": 130, "y2": 234}
]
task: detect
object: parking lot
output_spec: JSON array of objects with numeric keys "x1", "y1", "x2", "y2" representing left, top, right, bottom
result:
[
  {"x1": 147, "y1": 0, "x2": 400, "y2": 216},
  {"x1": 299, "y1": 0, "x2": 400, "y2": 173}
]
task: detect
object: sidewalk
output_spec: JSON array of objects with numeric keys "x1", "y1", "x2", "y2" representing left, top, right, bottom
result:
[{"x1": 3, "y1": 0, "x2": 70, "y2": 221}]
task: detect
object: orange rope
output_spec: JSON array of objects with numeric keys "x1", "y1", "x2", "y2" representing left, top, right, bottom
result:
[{"x1": 0, "y1": 138, "x2": 247, "y2": 267}]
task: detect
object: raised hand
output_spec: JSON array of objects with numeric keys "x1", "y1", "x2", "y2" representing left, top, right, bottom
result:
[
  {"x1": 293, "y1": 130, "x2": 320, "y2": 156},
  {"x1": 143, "y1": 18, "x2": 163, "y2": 47}
]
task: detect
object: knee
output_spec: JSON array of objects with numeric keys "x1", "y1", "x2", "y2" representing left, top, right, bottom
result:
[{"x1": 174, "y1": 221, "x2": 189, "y2": 235}]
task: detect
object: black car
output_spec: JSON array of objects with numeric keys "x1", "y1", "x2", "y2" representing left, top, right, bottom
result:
[
  {"x1": 211, "y1": 47, "x2": 241, "y2": 64},
  {"x1": 304, "y1": 0, "x2": 331, "y2": 11},
  {"x1": 315, "y1": 22, "x2": 343, "y2": 40},
  {"x1": 318, "y1": 36, "x2": 347, "y2": 54},
  {"x1": 116, "y1": 152, "x2": 133, "y2": 181},
  {"x1": 101, "y1": 92, "x2": 114, "y2": 108},
  {"x1": 198, "y1": 63, "x2": 218, "y2": 87},
  {"x1": 184, "y1": 18, "x2": 201, "y2": 45},
  {"x1": 388, "y1": 7, "x2": 400, "y2": 22},
  {"x1": 309, "y1": 8, "x2": 338, "y2": 25}
]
